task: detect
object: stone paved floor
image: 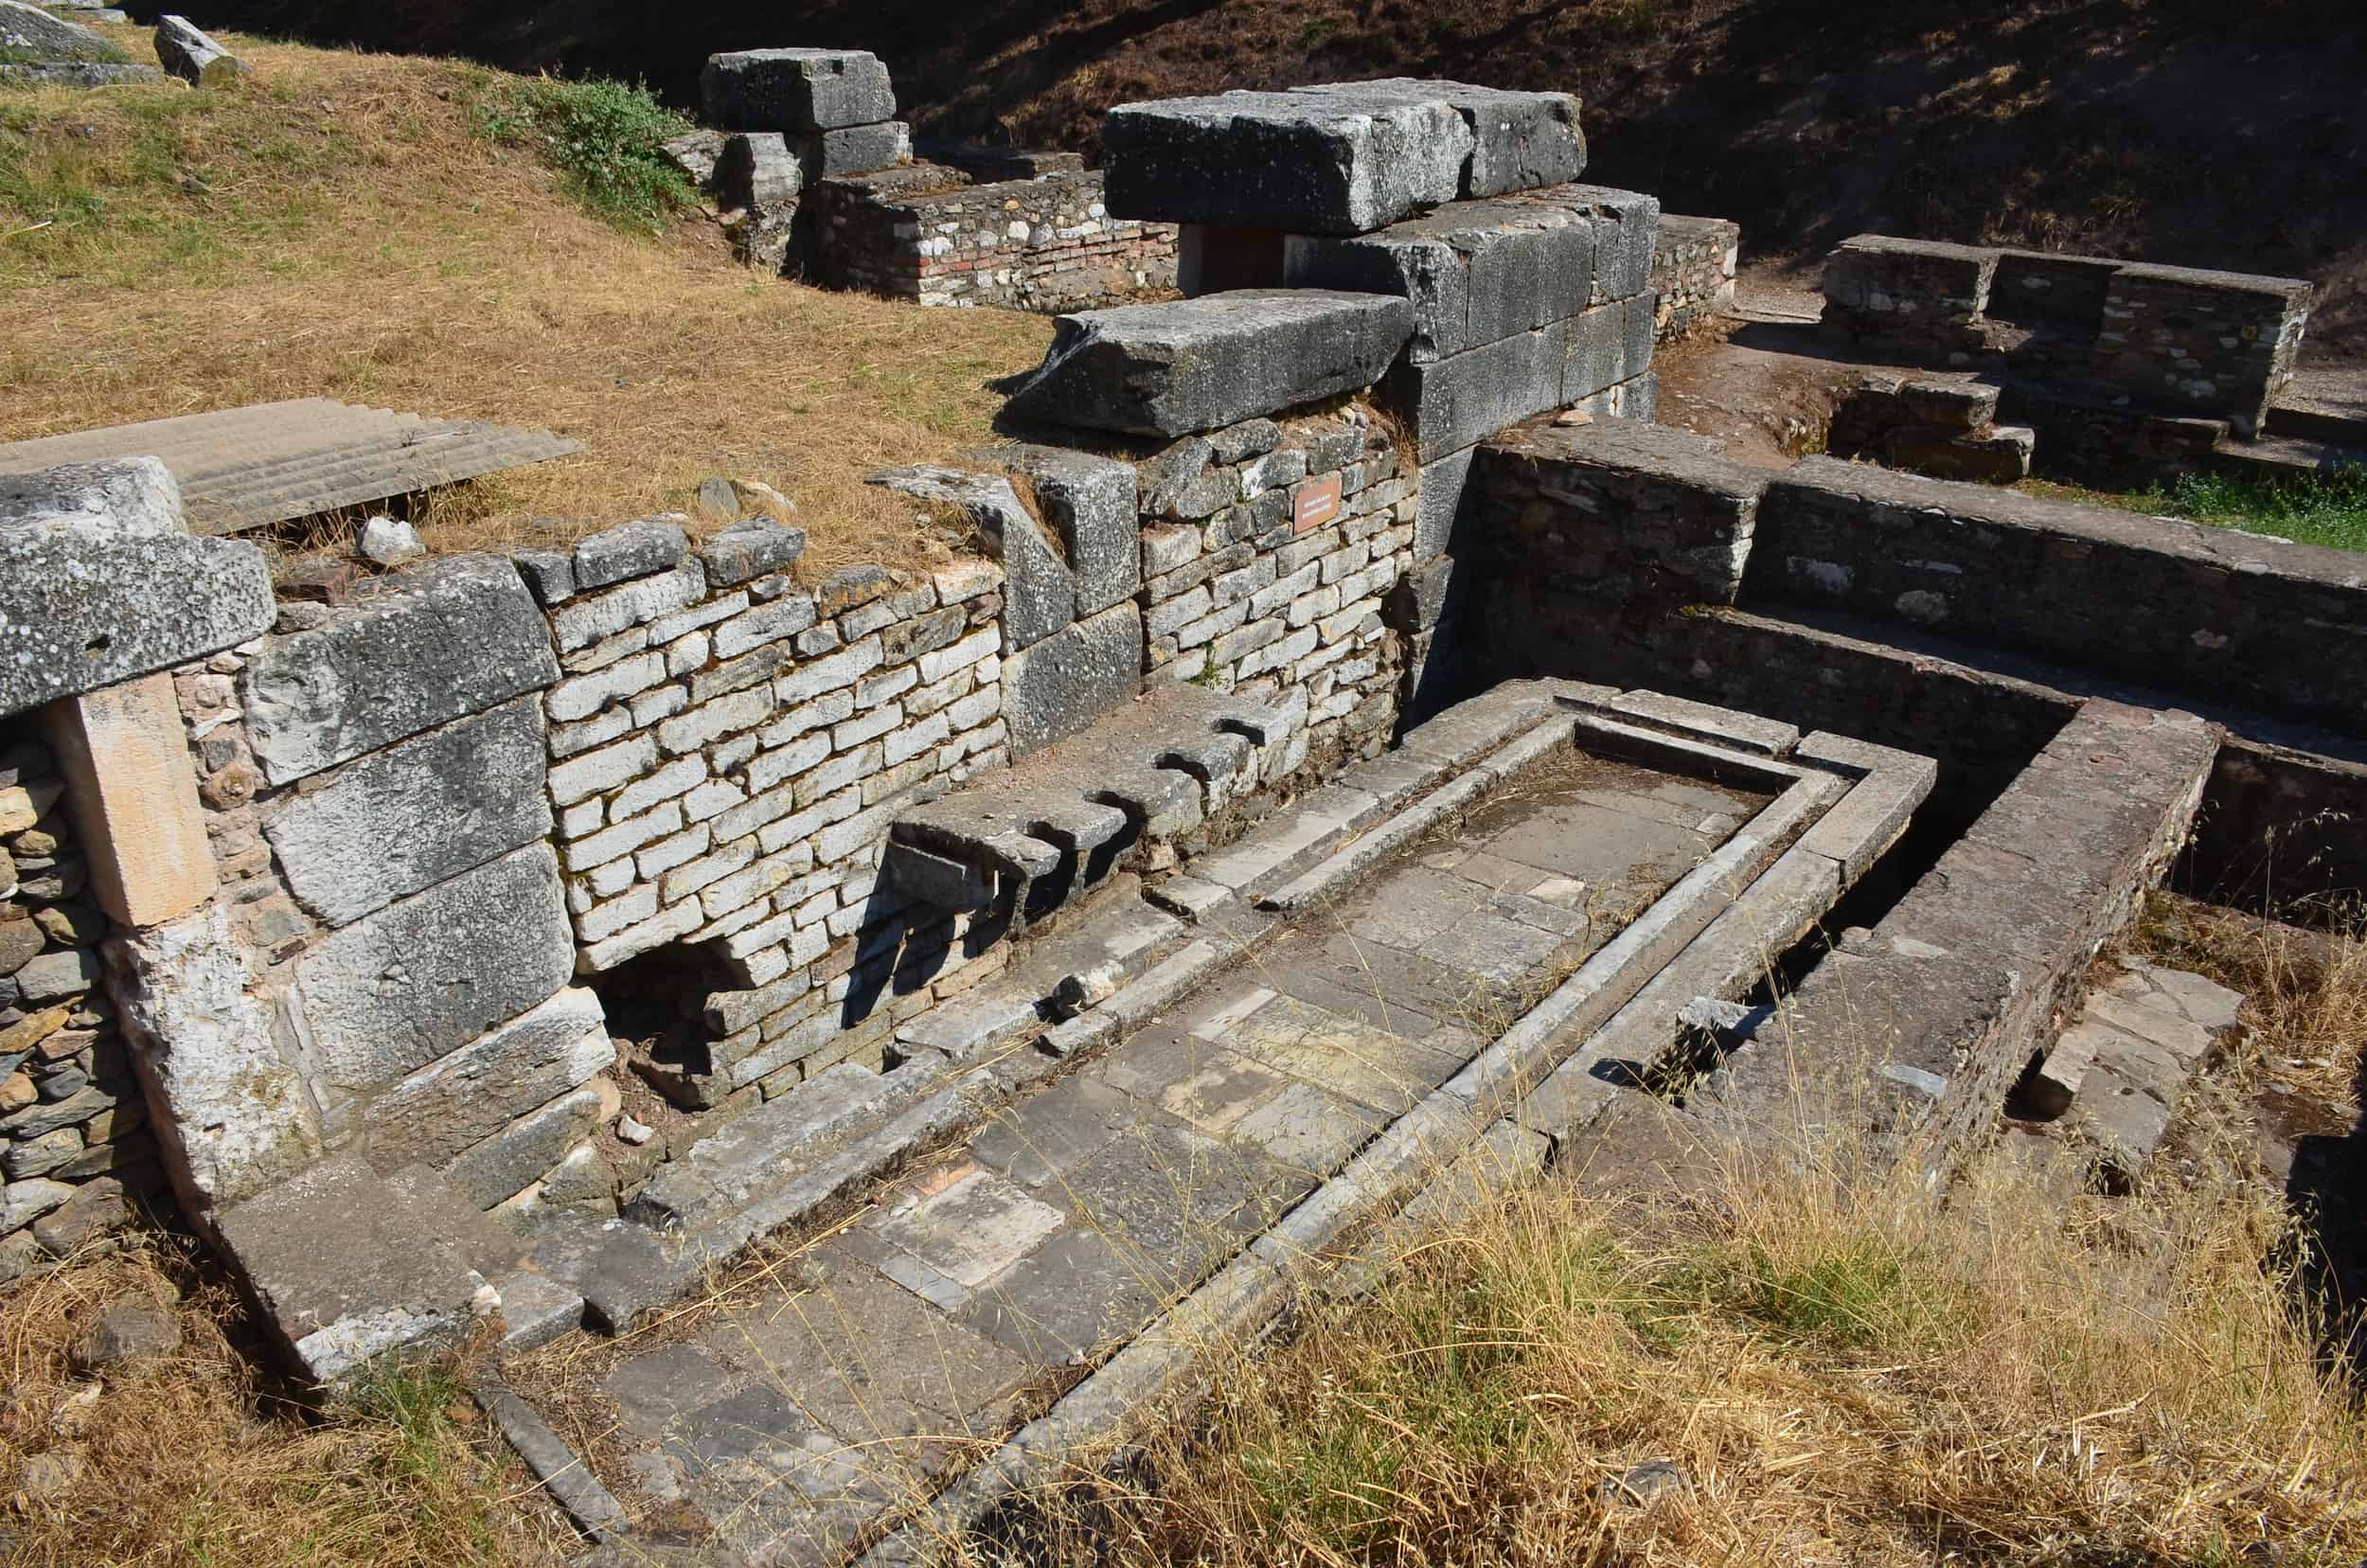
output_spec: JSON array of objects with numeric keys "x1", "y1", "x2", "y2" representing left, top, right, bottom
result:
[{"x1": 548, "y1": 753, "x2": 1765, "y2": 1562}]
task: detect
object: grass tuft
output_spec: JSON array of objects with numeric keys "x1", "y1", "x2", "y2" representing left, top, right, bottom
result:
[
  {"x1": 2161, "y1": 466, "x2": 2367, "y2": 554},
  {"x1": 2022, "y1": 467, "x2": 2367, "y2": 555},
  {"x1": 982, "y1": 938, "x2": 2367, "y2": 1567},
  {"x1": 472, "y1": 75, "x2": 693, "y2": 234}
]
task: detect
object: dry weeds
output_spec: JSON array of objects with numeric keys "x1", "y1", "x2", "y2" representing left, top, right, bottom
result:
[
  {"x1": 997, "y1": 1095, "x2": 2367, "y2": 1566},
  {"x1": 0, "y1": 24, "x2": 1053, "y2": 571},
  {"x1": 0, "y1": 1234, "x2": 570, "y2": 1566},
  {"x1": 2136, "y1": 891, "x2": 2367, "y2": 1121}
]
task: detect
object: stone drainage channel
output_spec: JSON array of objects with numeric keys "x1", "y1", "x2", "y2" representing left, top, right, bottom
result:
[{"x1": 475, "y1": 681, "x2": 1932, "y2": 1563}]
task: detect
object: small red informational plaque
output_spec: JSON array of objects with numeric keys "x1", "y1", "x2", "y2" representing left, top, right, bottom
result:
[{"x1": 1291, "y1": 473, "x2": 1343, "y2": 533}]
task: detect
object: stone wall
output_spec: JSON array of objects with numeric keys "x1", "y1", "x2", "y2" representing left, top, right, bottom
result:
[
  {"x1": 1820, "y1": 235, "x2": 2311, "y2": 436},
  {"x1": 806, "y1": 167, "x2": 1178, "y2": 312},
  {"x1": 1472, "y1": 416, "x2": 1764, "y2": 615},
  {"x1": 1649, "y1": 214, "x2": 1738, "y2": 344},
  {"x1": 0, "y1": 724, "x2": 162, "y2": 1283},
  {"x1": 143, "y1": 556, "x2": 615, "y2": 1224},
  {"x1": 534, "y1": 519, "x2": 1012, "y2": 1109},
  {"x1": 1136, "y1": 408, "x2": 1415, "y2": 765},
  {"x1": 1744, "y1": 456, "x2": 2367, "y2": 733}
]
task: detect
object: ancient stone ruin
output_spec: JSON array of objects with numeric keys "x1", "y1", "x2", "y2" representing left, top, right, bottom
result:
[
  {"x1": 4, "y1": 62, "x2": 2362, "y2": 1566},
  {"x1": 1819, "y1": 235, "x2": 2318, "y2": 485}
]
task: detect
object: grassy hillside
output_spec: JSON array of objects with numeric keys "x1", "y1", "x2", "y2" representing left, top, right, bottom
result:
[
  {"x1": 178, "y1": 0, "x2": 2367, "y2": 353},
  {"x1": 0, "y1": 21, "x2": 1051, "y2": 564}
]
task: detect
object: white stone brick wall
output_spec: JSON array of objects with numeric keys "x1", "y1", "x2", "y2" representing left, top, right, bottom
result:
[
  {"x1": 1138, "y1": 407, "x2": 1416, "y2": 774},
  {"x1": 541, "y1": 545, "x2": 1010, "y2": 1104}
]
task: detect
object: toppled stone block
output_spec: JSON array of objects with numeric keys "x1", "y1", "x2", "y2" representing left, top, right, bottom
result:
[
  {"x1": 702, "y1": 48, "x2": 897, "y2": 133},
  {"x1": 216, "y1": 1154, "x2": 492, "y2": 1384},
  {"x1": 241, "y1": 556, "x2": 561, "y2": 785},
  {"x1": 1000, "y1": 600, "x2": 1144, "y2": 757},
  {"x1": 0, "y1": 0, "x2": 120, "y2": 63},
  {"x1": 1005, "y1": 290, "x2": 1413, "y2": 437},
  {"x1": 1284, "y1": 192, "x2": 1598, "y2": 361},
  {"x1": 1104, "y1": 90, "x2": 1472, "y2": 236},
  {"x1": 153, "y1": 14, "x2": 249, "y2": 86},
  {"x1": 872, "y1": 465, "x2": 1075, "y2": 650},
  {"x1": 263, "y1": 696, "x2": 552, "y2": 926},
  {"x1": 1289, "y1": 79, "x2": 1585, "y2": 198},
  {"x1": 294, "y1": 844, "x2": 577, "y2": 1095},
  {"x1": 0, "y1": 472, "x2": 273, "y2": 719}
]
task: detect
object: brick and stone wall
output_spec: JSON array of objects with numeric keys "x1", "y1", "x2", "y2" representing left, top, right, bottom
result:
[
  {"x1": 146, "y1": 557, "x2": 619, "y2": 1225},
  {"x1": 0, "y1": 725, "x2": 162, "y2": 1283},
  {"x1": 1649, "y1": 214, "x2": 1738, "y2": 344},
  {"x1": 1820, "y1": 235, "x2": 2312, "y2": 436},
  {"x1": 807, "y1": 167, "x2": 1178, "y2": 312}
]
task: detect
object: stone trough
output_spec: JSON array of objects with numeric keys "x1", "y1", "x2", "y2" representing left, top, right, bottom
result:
[{"x1": 453, "y1": 677, "x2": 1931, "y2": 1559}]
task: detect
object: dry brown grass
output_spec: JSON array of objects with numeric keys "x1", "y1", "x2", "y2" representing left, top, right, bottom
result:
[
  {"x1": 0, "y1": 1233, "x2": 569, "y2": 1566},
  {"x1": 1002, "y1": 1096, "x2": 2367, "y2": 1567},
  {"x1": 0, "y1": 24, "x2": 1053, "y2": 572},
  {"x1": 2136, "y1": 891, "x2": 2367, "y2": 1123}
]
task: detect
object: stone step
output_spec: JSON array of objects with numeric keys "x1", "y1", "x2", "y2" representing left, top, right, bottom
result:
[
  {"x1": 2034, "y1": 957, "x2": 2245, "y2": 1181},
  {"x1": 625, "y1": 1055, "x2": 952, "y2": 1234},
  {"x1": 214, "y1": 1154, "x2": 530, "y2": 1384},
  {"x1": 2210, "y1": 429, "x2": 2367, "y2": 481}
]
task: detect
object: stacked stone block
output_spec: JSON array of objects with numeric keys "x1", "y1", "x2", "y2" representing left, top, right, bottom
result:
[
  {"x1": 700, "y1": 47, "x2": 911, "y2": 276},
  {"x1": 0, "y1": 729, "x2": 162, "y2": 1283},
  {"x1": 701, "y1": 48, "x2": 909, "y2": 181},
  {"x1": 531, "y1": 518, "x2": 1012, "y2": 1107},
  {"x1": 805, "y1": 167, "x2": 1178, "y2": 311}
]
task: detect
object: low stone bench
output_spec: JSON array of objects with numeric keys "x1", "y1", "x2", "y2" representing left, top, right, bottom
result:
[{"x1": 885, "y1": 684, "x2": 1290, "y2": 928}]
